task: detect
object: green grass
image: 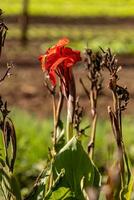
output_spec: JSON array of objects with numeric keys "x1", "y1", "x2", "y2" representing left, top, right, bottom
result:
[
  {"x1": 12, "y1": 111, "x2": 134, "y2": 170},
  {"x1": 1, "y1": 108, "x2": 134, "y2": 171},
  {"x1": 0, "y1": 108, "x2": 53, "y2": 194},
  {"x1": 1, "y1": 0, "x2": 134, "y2": 17},
  {"x1": 12, "y1": 109, "x2": 52, "y2": 172},
  {"x1": 0, "y1": 109, "x2": 51, "y2": 196},
  {"x1": 0, "y1": 108, "x2": 134, "y2": 193},
  {"x1": 80, "y1": 116, "x2": 134, "y2": 168},
  {"x1": 7, "y1": 24, "x2": 134, "y2": 54},
  {"x1": 0, "y1": 108, "x2": 52, "y2": 175},
  {"x1": 94, "y1": 117, "x2": 134, "y2": 167},
  {"x1": 40, "y1": 26, "x2": 134, "y2": 54}
]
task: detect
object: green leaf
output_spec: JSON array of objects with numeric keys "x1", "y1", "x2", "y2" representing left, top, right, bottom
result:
[
  {"x1": 55, "y1": 120, "x2": 65, "y2": 153},
  {"x1": 24, "y1": 179, "x2": 45, "y2": 200},
  {"x1": 124, "y1": 150, "x2": 131, "y2": 185},
  {"x1": 10, "y1": 175, "x2": 21, "y2": 200},
  {"x1": 48, "y1": 136, "x2": 101, "y2": 199},
  {"x1": 46, "y1": 187, "x2": 76, "y2": 200},
  {"x1": 0, "y1": 166, "x2": 21, "y2": 200},
  {"x1": 0, "y1": 157, "x2": 5, "y2": 167},
  {"x1": 125, "y1": 177, "x2": 134, "y2": 200},
  {"x1": 120, "y1": 150, "x2": 134, "y2": 200},
  {"x1": 25, "y1": 169, "x2": 51, "y2": 200},
  {"x1": 120, "y1": 178, "x2": 134, "y2": 200}
]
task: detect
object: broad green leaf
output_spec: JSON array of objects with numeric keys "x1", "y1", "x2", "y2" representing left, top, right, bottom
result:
[
  {"x1": 48, "y1": 136, "x2": 101, "y2": 199},
  {"x1": 0, "y1": 156, "x2": 5, "y2": 168},
  {"x1": 0, "y1": 166, "x2": 21, "y2": 200},
  {"x1": 45, "y1": 169, "x2": 65, "y2": 199},
  {"x1": 55, "y1": 120, "x2": 65, "y2": 153},
  {"x1": 120, "y1": 180, "x2": 134, "y2": 200},
  {"x1": 46, "y1": 187, "x2": 76, "y2": 200},
  {"x1": 24, "y1": 179, "x2": 45, "y2": 200},
  {"x1": 124, "y1": 150, "x2": 131, "y2": 185},
  {"x1": 25, "y1": 169, "x2": 51, "y2": 200},
  {"x1": 10, "y1": 175, "x2": 21, "y2": 200},
  {"x1": 120, "y1": 150, "x2": 134, "y2": 200},
  {"x1": 125, "y1": 177, "x2": 134, "y2": 200}
]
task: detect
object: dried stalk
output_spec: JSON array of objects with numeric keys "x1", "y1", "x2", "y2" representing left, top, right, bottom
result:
[
  {"x1": 103, "y1": 49, "x2": 129, "y2": 189},
  {"x1": 0, "y1": 21, "x2": 8, "y2": 56},
  {"x1": 80, "y1": 49, "x2": 103, "y2": 159}
]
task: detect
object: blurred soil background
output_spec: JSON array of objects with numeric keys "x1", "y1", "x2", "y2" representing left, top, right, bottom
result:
[{"x1": 0, "y1": 66, "x2": 134, "y2": 118}]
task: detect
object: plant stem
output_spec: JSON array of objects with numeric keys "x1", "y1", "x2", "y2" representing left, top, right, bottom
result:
[
  {"x1": 112, "y1": 91, "x2": 125, "y2": 185},
  {"x1": 67, "y1": 95, "x2": 74, "y2": 141},
  {"x1": 88, "y1": 87, "x2": 98, "y2": 159},
  {"x1": 52, "y1": 95, "x2": 57, "y2": 152},
  {"x1": 56, "y1": 88, "x2": 64, "y2": 126},
  {"x1": 88, "y1": 113, "x2": 97, "y2": 159},
  {"x1": 67, "y1": 74, "x2": 76, "y2": 141}
]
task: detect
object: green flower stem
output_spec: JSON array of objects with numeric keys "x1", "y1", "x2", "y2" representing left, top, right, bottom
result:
[
  {"x1": 67, "y1": 107, "x2": 74, "y2": 141},
  {"x1": 53, "y1": 88, "x2": 64, "y2": 149},
  {"x1": 67, "y1": 74, "x2": 76, "y2": 141},
  {"x1": 52, "y1": 95, "x2": 57, "y2": 151}
]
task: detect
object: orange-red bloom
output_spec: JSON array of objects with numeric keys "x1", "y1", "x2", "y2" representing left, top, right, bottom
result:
[{"x1": 39, "y1": 38, "x2": 81, "y2": 87}]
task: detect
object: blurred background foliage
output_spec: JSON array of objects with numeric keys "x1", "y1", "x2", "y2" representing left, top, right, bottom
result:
[
  {"x1": 1, "y1": 0, "x2": 134, "y2": 16},
  {"x1": 0, "y1": 0, "x2": 134, "y2": 196}
]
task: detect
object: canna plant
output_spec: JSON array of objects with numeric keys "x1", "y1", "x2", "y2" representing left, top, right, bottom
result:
[
  {"x1": 37, "y1": 38, "x2": 101, "y2": 200},
  {"x1": 39, "y1": 38, "x2": 81, "y2": 142},
  {"x1": 101, "y1": 49, "x2": 133, "y2": 200},
  {"x1": 0, "y1": 12, "x2": 21, "y2": 200}
]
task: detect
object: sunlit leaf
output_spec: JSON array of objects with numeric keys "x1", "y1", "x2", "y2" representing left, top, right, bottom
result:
[
  {"x1": 47, "y1": 137, "x2": 101, "y2": 199},
  {"x1": 10, "y1": 175, "x2": 21, "y2": 200},
  {"x1": 55, "y1": 120, "x2": 65, "y2": 153}
]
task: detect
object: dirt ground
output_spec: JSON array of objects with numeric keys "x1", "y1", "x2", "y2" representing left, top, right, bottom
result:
[
  {"x1": 0, "y1": 63, "x2": 133, "y2": 119},
  {"x1": 0, "y1": 16, "x2": 134, "y2": 119},
  {"x1": 5, "y1": 15, "x2": 134, "y2": 26}
]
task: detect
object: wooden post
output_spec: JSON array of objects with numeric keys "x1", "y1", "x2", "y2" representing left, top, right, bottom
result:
[{"x1": 21, "y1": 0, "x2": 29, "y2": 46}]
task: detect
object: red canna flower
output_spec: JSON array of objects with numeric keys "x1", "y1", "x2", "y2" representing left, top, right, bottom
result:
[{"x1": 39, "y1": 38, "x2": 81, "y2": 89}]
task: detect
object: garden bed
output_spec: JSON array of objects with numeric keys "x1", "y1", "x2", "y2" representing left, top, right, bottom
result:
[{"x1": 0, "y1": 65, "x2": 133, "y2": 118}]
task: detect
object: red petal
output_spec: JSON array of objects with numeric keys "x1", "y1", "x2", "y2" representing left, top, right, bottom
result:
[
  {"x1": 56, "y1": 38, "x2": 69, "y2": 47},
  {"x1": 38, "y1": 55, "x2": 46, "y2": 71},
  {"x1": 38, "y1": 55, "x2": 43, "y2": 61},
  {"x1": 62, "y1": 47, "x2": 81, "y2": 64},
  {"x1": 45, "y1": 53, "x2": 59, "y2": 70},
  {"x1": 51, "y1": 57, "x2": 68, "y2": 70},
  {"x1": 46, "y1": 38, "x2": 69, "y2": 57},
  {"x1": 64, "y1": 58, "x2": 74, "y2": 68},
  {"x1": 49, "y1": 71, "x2": 56, "y2": 86}
]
